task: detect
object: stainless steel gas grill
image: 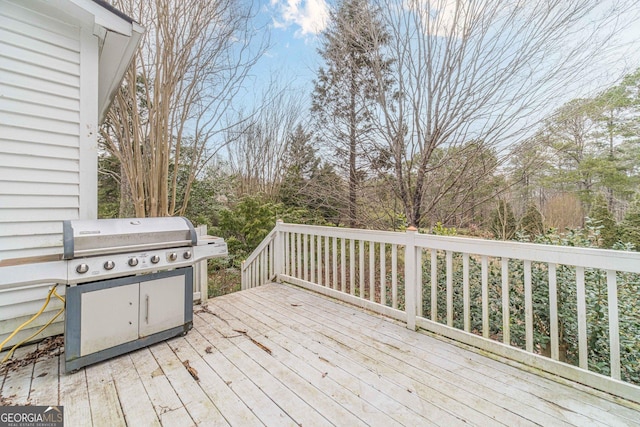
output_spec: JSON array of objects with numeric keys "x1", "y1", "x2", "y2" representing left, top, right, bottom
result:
[{"x1": 60, "y1": 217, "x2": 227, "y2": 371}]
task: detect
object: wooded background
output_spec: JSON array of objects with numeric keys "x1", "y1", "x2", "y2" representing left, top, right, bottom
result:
[{"x1": 98, "y1": 0, "x2": 640, "y2": 257}]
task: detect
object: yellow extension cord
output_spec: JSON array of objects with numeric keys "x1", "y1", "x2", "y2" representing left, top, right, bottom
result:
[{"x1": 0, "y1": 285, "x2": 65, "y2": 363}]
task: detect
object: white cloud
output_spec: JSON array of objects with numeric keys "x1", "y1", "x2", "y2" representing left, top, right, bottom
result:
[
  {"x1": 271, "y1": 0, "x2": 330, "y2": 37},
  {"x1": 405, "y1": 0, "x2": 475, "y2": 38}
]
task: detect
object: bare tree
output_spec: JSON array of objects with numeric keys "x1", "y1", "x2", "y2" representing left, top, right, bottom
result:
[
  {"x1": 370, "y1": 0, "x2": 640, "y2": 227},
  {"x1": 101, "y1": 0, "x2": 267, "y2": 217},
  {"x1": 226, "y1": 77, "x2": 307, "y2": 197}
]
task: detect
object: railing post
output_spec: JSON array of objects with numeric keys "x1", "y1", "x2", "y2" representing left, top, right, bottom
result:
[
  {"x1": 274, "y1": 219, "x2": 284, "y2": 283},
  {"x1": 405, "y1": 226, "x2": 417, "y2": 331},
  {"x1": 194, "y1": 224, "x2": 208, "y2": 302}
]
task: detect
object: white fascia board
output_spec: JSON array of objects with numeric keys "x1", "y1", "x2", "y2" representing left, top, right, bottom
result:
[
  {"x1": 97, "y1": 24, "x2": 143, "y2": 123},
  {"x1": 68, "y1": 0, "x2": 133, "y2": 36}
]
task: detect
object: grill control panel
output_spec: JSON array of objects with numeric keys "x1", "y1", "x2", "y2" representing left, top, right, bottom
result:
[{"x1": 66, "y1": 240, "x2": 226, "y2": 284}]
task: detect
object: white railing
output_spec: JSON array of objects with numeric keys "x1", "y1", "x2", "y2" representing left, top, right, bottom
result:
[
  {"x1": 241, "y1": 226, "x2": 278, "y2": 290},
  {"x1": 241, "y1": 221, "x2": 640, "y2": 403}
]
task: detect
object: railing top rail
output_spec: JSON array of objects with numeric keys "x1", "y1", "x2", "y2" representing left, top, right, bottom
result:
[
  {"x1": 414, "y1": 233, "x2": 640, "y2": 273},
  {"x1": 242, "y1": 227, "x2": 278, "y2": 270},
  {"x1": 277, "y1": 223, "x2": 407, "y2": 245},
  {"x1": 276, "y1": 222, "x2": 640, "y2": 273}
]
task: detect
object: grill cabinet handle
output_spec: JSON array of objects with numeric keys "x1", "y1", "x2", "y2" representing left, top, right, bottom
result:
[{"x1": 145, "y1": 294, "x2": 149, "y2": 324}]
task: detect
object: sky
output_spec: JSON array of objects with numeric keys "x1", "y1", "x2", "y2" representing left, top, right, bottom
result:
[
  {"x1": 243, "y1": 0, "x2": 640, "y2": 114},
  {"x1": 242, "y1": 0, "x2": 332, "y2": 102}
]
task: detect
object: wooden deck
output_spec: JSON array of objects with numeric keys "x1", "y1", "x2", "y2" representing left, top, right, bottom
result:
[{"x1": 1, "y1": 283, "x2": 639, "y2": 426}]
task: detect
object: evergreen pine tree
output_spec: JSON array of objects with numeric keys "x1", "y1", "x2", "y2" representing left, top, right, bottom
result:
[
  {"x1": 278, "y1": 125, "x2": 319, "y2": 208},
  {"x1": 312, "y1": 0, "x2": 391, "y2": 227},
  {"x1": 588, "y1": 193, "x2": 619, "y2": 248},
  {"x1": 619, "y1": 194, "x2": 640, "y2": 250},
  {"x1": 520, "y1": 203, "x2": 545, "y2": 240}
]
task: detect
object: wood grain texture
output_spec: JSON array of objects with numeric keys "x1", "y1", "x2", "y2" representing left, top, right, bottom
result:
[{"x1": 1, "y1": 283, "x2": 638, "y2": 426}]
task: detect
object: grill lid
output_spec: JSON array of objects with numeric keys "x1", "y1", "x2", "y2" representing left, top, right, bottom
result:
[{"x1": 63, "y1": 217, "x2": 197, "y2": 259}]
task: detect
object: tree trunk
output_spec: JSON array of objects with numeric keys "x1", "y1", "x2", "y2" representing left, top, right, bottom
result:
[{"x1": 349, "y1": 72, "x2": 358, "y2": 228}]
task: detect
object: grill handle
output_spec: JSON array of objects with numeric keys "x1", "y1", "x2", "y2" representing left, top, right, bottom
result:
[
  {"x1": 145, "y1": 294, "x2": 149, "y2": 324},
  {"x1": 65, "y1": 241, "x2": 193, "y2": 259}
]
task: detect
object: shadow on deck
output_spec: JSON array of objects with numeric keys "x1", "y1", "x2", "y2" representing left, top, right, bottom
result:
[{"x1": 1, "y1": 283, "x2": 639, "y2": 426}]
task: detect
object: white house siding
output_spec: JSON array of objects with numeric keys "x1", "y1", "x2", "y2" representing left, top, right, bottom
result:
[
  {"x1": 0, "y1": 0, "x2": 81, "y2": 260},
  {"x1": 0, "y1": 0, "x2": 93, "y2": 347}
]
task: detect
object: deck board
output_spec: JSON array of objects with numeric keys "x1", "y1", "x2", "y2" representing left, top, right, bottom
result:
[
  {"x1": 248, "y1": 285, "x2": 604, "y2": 427},
  {"x1": 1, "y1": 282, "x2": 639, "y2": 426},
  {"x1": 1, "y1": 346, "x2": 34, "y2": 405},
  {"x1": 107, "y1": 353, "x2": 162, "y2": 427},
  {"x1": 259, "y1": 283, "x2": 639, "y2": 425},
  {"x1": 58, "y1": 358, "x2": 91, "y2": 423},
  {"x1": 204, "y1": 302, "x2": 405, "y2": 427},
  {"x1": 183, "y1": 328, "x2": 295, "y2": 426},
  {"x1": 301, "y1": 285, "x2": 640, "y2": 425},
  {"x1": 85, "y1": 355, "x2": 126, "y2": 427},
  {"x1": 29, "y1": 346, "x2": 59, "y2": 406},
  {"x1": 234, "y1": 285, "x2": 528, "y2": 426}
]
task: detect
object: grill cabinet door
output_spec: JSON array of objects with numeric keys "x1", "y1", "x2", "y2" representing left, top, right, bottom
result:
[
  {"x1": 139, "y1": 275, "x2": 185, "y2": 337},
  {"x1": 80, "y1": 283, "x2": 139, "y2": 356}
]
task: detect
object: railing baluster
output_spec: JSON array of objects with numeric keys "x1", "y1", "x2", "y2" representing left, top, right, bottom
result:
[
  {"x1": 249, "y1": 262, "x2": 254, "y2": 289},
  {"x1": 446, "y1": 251, "x2": 453, "y2": 327},
  {"x1": 269, "y1": 242, "x2": 273, "y2": 281},
  {"x1": 287, "y1": 233, "x2": 292, "y2": 277},
  {"x1": 291, "y1": 233, "x2": 296, "y2": 277},
  {"x1": 524, "y1": 259, "x2": 533, "y2": 353},
  {"x1": 549, "y1": 263, "x2": 559, "y2": 361},
  {"x1": 607, "y1": 270, "x2": 621, "y2": 380},
  {"x1": 431, "y1": 250, "x2": 437, "y2": 322},
  {"x1": 262, "y1": 247, "x2": 266, "y2": 283},
  {"x1": 341, "y1": 238, "x2": 346, "y2": 293},
  {"x1": 264, "y1": 248, "x2": 268, "y2": 283},
  {"x1": 501, "y1": 258, "x2": 510, "y2": 345},
  {"x1": 241, "y1": 261, "x2": 246, "y2": 290},
  {"x1": 332, "y1": 237, "x2": 338, "y2": 290},
  {"x1": 392, "y1": 244, "x2": 398, "y2": 309},
  {"x1": 576, "y1": 267, "x2": 587, "y2": 369},
  {"x1": 297, "y1": 233, "x2": 302, "y2": 279},
  {"x1": 310, "y1": 234, "x2": 315, "y2": 284},
  {"x1": 369, "y1": 241, "x2": 375, "y2": 302},
  {"x1": 284, "y1": 232, "x2": 290, "y2": 276},
  {"x1": 245, "y1": 262, "x2": 248, "y2": 289},
  {"x1": 359, "y1": 240, "x2": 365, "y2": 298},
  {"x1": 380, "y1": 243, "x2": 386, "y2": 305},
  {"x1": 416, "y1": 247, "x2": 422, "y2": 318},
  {"x1": 463, "y1": 253, "x2": 470, "y2": 332},
  {"x1": 317, "y1": 234, "x2": 322, "y2": 285},
  {"x1": 303, "y1": 234, "x2": 309, "y2": 282},
  {"x1": 482, "y1": 255, "x2": 489, "y2": 338},
  {"x1": 350, "y1": 239, "x2": 356, "y2": 296},
  {"x1": 325, "y1": 236, "x2": 330, "y2": 288}
]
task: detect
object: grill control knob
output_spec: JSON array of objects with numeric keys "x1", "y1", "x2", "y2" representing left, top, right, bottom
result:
[
  {"x1": 128, "y1": 258, "x2": 139, "y2": 267},
  {"x1": 104, "y1": 260, "x2": 115, "y2": 270},
  {"x1": 168, "y1": 252, "x2": 178, "y2": 261},
  {"x1": 183, "y1": 251, "x2": 192, "y2": 260},
  {"x1": 76, "y1": 263, "x2": 89, "y2": 274},
  {"x1": 150, "y1": 255, "x2": 161, "y2": 264}
]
